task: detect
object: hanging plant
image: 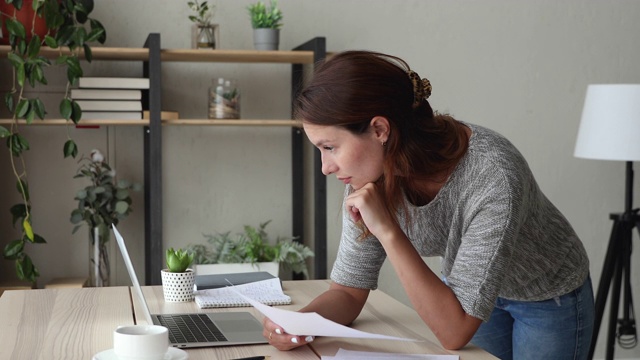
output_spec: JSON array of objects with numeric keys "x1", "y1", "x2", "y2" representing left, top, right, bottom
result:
[{"x1": 0, "y1": 0, "x2": 106, "y2": 284}]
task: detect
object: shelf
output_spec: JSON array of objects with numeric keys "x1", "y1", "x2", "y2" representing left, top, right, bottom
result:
[
  {"x1": 0, "y1": 119, "x2": 302, "y2": 127},
  {"x1": 0, "y1": 45, "x2": 316, "y2": 64}
]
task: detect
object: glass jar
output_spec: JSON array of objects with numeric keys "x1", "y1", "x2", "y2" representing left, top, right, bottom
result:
[
  {"x1": 196, "y1": 25, "x2": 216, "y2": 49},
  {"x1": 209, "y1": 78, "x2": 240, "y2": 119}
]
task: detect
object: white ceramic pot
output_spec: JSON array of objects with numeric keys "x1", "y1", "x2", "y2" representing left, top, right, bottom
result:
[{"x1": 160, "y1": 269, "x2": 195, "y2": 302}]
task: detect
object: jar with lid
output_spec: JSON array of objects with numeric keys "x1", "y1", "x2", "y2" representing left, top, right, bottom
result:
[{"x1": 209, "y1": 78, "x2": 240, "y2": 119}]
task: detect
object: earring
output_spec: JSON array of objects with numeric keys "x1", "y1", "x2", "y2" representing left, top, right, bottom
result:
[{"x1": 382, "y1": 141, "x2": 387, "y2": 147}]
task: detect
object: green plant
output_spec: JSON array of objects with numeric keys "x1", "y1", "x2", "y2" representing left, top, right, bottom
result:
[
  {"x1": 187, "y1": 0, "x2": 214, "y2": 26},
  {"x1": 69, "y1": 149, "x2": 140, "y2": 285},
  {"x1": 186, "y1": 220, "x2": 314, "y2": 278},
  {"x1": 166, "y1": 247, "x2": 194, "y2": 273},
  {"x1": 0, "y1": 0, "x2": 106, "y2": 284},
  {"x1": 247, "y1": 0, "x2": 283, "y2": 29}
]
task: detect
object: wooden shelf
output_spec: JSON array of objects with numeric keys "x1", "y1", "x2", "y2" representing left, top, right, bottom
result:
[
  {"x1": 0, "y1": 45, "x2": 316, "y2": 64},
  {"x1": 0, "y1": 118, "x2": 302, "y2": 127}
]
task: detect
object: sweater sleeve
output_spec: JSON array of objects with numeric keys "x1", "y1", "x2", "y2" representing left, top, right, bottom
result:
[{"x1": 330, "y1": 187, "x2": 387, "y2": 289}]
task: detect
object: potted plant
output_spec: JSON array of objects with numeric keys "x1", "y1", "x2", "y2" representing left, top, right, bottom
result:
[
  {"x1": 70, "y1": 149, "x2": 141, "y2": 287},
  {"x1": 188, "y1": 0, "x2": 216, "y2": 49},
  {"x1": 186, "y1": 220, "x2": 314, "y2": 278},
  {"x1": 247, "y1": 0, "x2": 283, "y2": 50},
  {"x1": 161, "y1": 247, "x2": 195, "y2": 302},
  {"x1": 0, "y1": 0, "x2": 106, "y2": 285}
]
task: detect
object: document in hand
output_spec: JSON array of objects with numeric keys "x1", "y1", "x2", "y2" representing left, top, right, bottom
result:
[
  {"x1": 232, "y1": 289, "x2": 420, "y2": 341},
  {"x1": 194, "y1": 278, "x2": 291, "y2": 308}
]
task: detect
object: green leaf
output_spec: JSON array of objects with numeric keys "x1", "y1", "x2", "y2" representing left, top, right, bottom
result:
[
  {"x1": 23, "y1": 219, "x2": 34, "y2": 242},
  {"x1": 32, "y1": 233, "x2": 46, "y2": 244},
  {"x1": 114, "y1": 201, "x2": 129, "y2": 214},
  {"x1": 27, "y1": 35, "x2": 41, "y2": 58},
  {"x1": 89, "y1": 19, "x2": 106, "y2": 43},
  {"x1": 83, "y1": 43, "x2": 92, "y2": 62},
  {"x1": 63, "y1": 139, "x2": 78, "y2": 158},
  {"x1": 3, "y1": 239, "x2": 24, "y2": 260},
  {"x1": 16, "y1": 255, "x2": 37, "y2": 283},
  {"x1": 4, "y1": 93, "x2": 15, "y2": 113},
  {"x1": 10, "y1": 204, "x2": 27, "y2": 226},
  {"x1": 32, "y1": 98, "x2": 46, "y2": 119},
  {"x1": 16, "y1": 99, "x2": 29, "y2": 118},
  {"x1": 60, "y1": 98, "x2": 72, "y2": 119},
  {"x1": 7, "y1": 52, "x2": 24, "y2": 68},
  {"x1": 0, "y1": 126, "x2": 10, "y2": 139},
  {"x1": 44, "y1": 35, "x2": 58, "y2": 48},
  {"x1": 71, "y1": 100, "x2": 82, "y2": 123},
  {"x1": 70, "y1": 209, "x2": 84, "y2": 224},
  {"x1": 6, "y1": 18, "x2": 26, "y2": 39},
  {"x1": 16, "y1": 63, "x2": 25, "y2": 87}
]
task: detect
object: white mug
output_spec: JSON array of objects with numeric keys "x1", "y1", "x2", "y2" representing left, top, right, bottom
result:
[{"x1": 113, "y1": 325, "x2": 169, "y2": 360}]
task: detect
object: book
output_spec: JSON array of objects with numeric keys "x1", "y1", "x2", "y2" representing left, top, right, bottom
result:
[
  {"x1": 194, "y1": 277, "x2": 291, "y2": 308},
  {"x1": 143, "y1": 110, "x2": 180, "y2": 120},
  {"x1": 76, "y1": 100, "x2": 142, "y2": 111},
  {"x1": 78, "y1": 77, "x2": 150, "y2": 89},
  {"x1": 71, "y1": 89, "x2": 142, "y2": 100},
  {"x1": 81, "y1": 111, "x2": 142, "y2": 120},
  {"x1": 194, "y1": 271, "x2": 276, "y2": 291}
]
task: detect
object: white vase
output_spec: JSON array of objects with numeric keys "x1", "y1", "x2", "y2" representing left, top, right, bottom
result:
[
  {"x1": 161, "y1": 269, "x2": 195, "y2": 302},
  {"x1": 252, "y1": 28, "x2": 279, "y2": 50}
]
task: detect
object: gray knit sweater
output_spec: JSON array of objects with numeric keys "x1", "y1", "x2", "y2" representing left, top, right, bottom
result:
[{"x1": 330, "y1": 123, "x2": 589, "y2": 321}]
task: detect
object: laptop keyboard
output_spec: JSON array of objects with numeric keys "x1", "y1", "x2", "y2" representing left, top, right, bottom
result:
[{"x1": 156, "y1": 314, "x2": 228, "y2": 344}]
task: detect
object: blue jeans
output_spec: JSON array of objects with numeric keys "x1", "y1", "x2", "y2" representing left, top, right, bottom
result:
[{"x1": 470, "y1": 276, "x2": 594, "y2": 360}]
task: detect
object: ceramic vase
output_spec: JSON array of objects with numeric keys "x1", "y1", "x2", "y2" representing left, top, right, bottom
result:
[
  {"x1": 252, "y1": 28, "x2": 279, "y2": 50},
  {"x1": 161, "y1": 269, "x2": 195, "y2": 302}
]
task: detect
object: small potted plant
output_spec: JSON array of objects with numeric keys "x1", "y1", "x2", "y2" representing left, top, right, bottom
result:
[
  {"x1": 186, "y1": 220, "x2": 314, "y2": 278},
  {"x1": 247, "y1": 0, "x2": 283, "y2": 50},
  {"x1": 188, "y1": 0, "x2": 216, "y2": 49},
  {"x1": 161, "y1": 247, "x2": 196, "y2": 302}
]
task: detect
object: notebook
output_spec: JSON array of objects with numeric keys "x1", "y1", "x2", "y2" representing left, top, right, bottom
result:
[
  {"x1": 112, "y1": 225, "x2": 268, "y2": 348},
  {"x1": 195, "y1": 277, "x2": 292, "y2": 308},
  {"x1": 194, "y1": 271, "x2": 277, "y2": 290}
]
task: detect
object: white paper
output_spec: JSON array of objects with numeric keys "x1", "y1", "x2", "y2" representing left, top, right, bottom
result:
[
  {"x1": 231, "y1": 289, "x2": 419, "y2": 341},
  {"x1": 322, "y1": 348, "x2": 459, "y2": 360}
]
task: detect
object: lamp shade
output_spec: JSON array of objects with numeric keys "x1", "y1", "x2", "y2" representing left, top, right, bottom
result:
[{"x1": 574, "y1": 84, "x2": 640, "y2": 161}]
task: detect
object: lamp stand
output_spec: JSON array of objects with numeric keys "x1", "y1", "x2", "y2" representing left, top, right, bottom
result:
[{"x1": 588, "y1": 161, "x2": 639, "y2": 360}]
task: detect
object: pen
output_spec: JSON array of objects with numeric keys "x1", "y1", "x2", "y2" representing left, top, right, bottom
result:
[{"x1": 230, "y1": 357, "x2": 269, "y2": 360}]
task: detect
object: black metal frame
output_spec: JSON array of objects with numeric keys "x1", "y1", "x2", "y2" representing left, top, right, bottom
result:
[
  {"x1": 292, "y1": 37, "x2": 327, "y2": 280},
  {"x1": 588, "y1": 161, "x2": 638, "y2": 359},
  {"x1": 142, "y1": 34, "x2": 328, "y2": 284}
]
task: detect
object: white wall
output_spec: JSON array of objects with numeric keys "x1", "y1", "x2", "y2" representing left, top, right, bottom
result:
[{"x1": 1, "y1": 1, "x2": 639, "y2": 358}]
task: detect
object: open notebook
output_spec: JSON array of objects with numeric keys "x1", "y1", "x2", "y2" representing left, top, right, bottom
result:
[
  {"x1": 194, "y1": 277, "x2": 292, "y2": 308},
  {"x1": 112, "y1": 225, "x2": 268, "y2": 349}
]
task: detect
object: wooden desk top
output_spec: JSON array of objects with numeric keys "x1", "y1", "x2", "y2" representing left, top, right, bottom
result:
[
  {"x1": 0, "y1": 280, "x2": 495, "y2": 360},
  {"x1": 0, "y1": 286, "x2": 133, "y2": 360},
  {"x1": 138, "y1": 280, "x2": 496, "y2": 360}
]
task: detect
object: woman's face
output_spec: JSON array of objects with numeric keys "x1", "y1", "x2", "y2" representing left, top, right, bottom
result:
[{"x1": 303, "y1": 122, "x2": 385, "y2": 190}]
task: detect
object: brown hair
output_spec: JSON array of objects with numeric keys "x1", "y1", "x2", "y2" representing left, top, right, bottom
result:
[{"x1": 295, "y1": 51, "x2": 469, "y2": 232}]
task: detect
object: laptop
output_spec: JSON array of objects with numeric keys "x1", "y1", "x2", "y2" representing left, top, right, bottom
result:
[{"x1": 112, "y1": 225, "x2": 268, "y2": 348}]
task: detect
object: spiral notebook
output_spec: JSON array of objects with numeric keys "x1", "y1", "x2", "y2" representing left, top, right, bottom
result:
[{"x1": 195, "y1": 277, "x2": 292, "y2": 308}]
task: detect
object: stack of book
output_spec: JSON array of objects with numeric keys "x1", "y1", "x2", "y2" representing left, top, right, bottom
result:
[{"x1": 72, "y1": 77, "x2": 150, "y2": 120}]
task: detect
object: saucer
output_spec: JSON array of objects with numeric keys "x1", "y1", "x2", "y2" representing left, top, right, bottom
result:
[{"x1": 92, "y1": 347, "x2": 188, "y2": 360}]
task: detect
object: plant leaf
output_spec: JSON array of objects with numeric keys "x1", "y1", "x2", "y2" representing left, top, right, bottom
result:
[
  {"x1": 60, "y1": 98, "x2": 72, "y2": 119},
  {"x1": 63, "y1": 139, "x2": 78, "y2": 158},
  {"x1": 23, "y1": 219, "x2": 34, "y2": 242},
  {"x1": 3, "y1": 239, "x2": 24, "y2": 260}
]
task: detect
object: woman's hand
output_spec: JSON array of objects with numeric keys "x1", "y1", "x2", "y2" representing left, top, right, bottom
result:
[
  {"x1": 262, "y1": 317, "x2": 315, "y2": 351},
  {"x1": 346, "y1": 182, "x2": 400, "y2": 241}
]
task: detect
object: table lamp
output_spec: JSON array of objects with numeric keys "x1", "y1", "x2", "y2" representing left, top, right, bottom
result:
[{"x1": 575, "y1": 84, "x2": 640, "y2": 360}]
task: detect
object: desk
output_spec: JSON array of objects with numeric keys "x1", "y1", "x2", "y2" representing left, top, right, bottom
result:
[
  {"x1": 137, "y1": 280, "x2": 496, "y2": 360},
  {"x1": 0, "y1": 280, "x2": 496, "y2": 360}
]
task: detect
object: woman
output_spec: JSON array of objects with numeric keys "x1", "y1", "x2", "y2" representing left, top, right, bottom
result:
[{"x1": 263, "y1": 50, "x2": 594, "y2": 359}]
